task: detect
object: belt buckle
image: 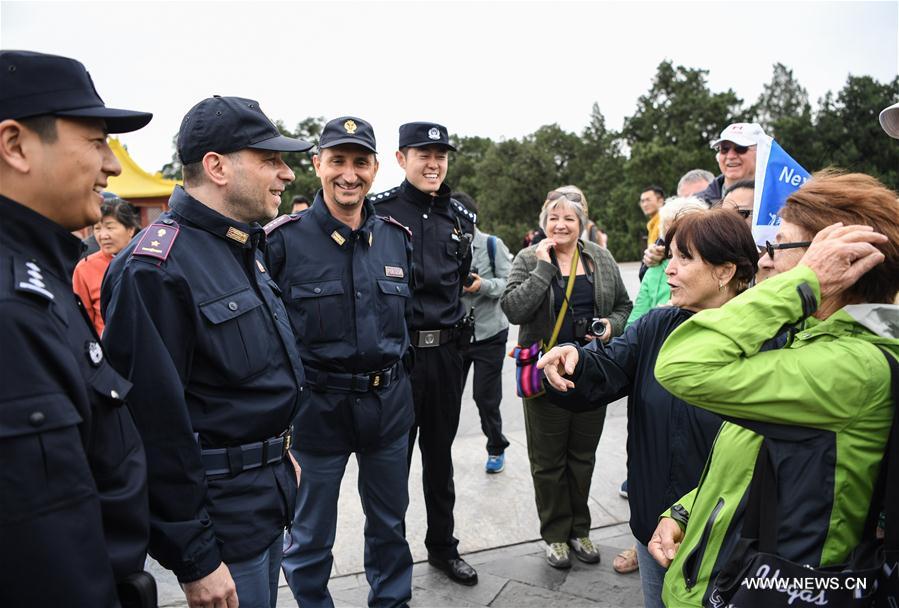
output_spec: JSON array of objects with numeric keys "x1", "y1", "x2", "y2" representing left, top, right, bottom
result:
[
  {"x1": 280, "y1": 429, "x2": 292, "y2": 455},
  {"x1": 417, "y1": 329, "x2": 440, "y2": 348},
  {"x1": 369, "y1": 371, "x2": 384, "y2": 390}
]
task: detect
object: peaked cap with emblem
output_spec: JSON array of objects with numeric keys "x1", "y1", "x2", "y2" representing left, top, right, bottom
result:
[
  {"x1": 319, "y1": 116, "x2": 377, "y2": 153},
  {"x1": 398, "y1": 122, "x2": 456, "y2": 151}
]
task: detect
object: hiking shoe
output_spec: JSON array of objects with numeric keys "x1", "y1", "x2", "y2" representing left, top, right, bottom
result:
[
  {"x1": 568, "y1": 537, "x2": 600, "y2": 564},
  {"x1": 619, "y1": 480, "x2": 628, "y2": 499},
  {"x1": 485, "y1": 453, "x2": 505, "y2": 474},
  {"x1": 546, "y1": 542, "x2": 571, "y2": 569}
]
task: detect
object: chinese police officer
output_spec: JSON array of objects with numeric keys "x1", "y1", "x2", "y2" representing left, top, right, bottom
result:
[
  {"x1": 0, "y1": 51, "x2": 153, "y2": 607},
  {"x1": 268, "y1": 116, "x2": 415, "y2": 607},
  {"x1": 101, "y1": 96, "x2": 309, "y2": 608},
  {"x1": 371, "y1": 122, "x2": 478, "y2": 585}
]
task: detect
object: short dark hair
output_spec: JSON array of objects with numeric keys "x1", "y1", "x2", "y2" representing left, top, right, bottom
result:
[
  {"x1": 451, "y1": 191, "x2": 478, "y2": 217},
  {"x1": 99, "y1": 197, "x2": 141, "y2": 232},
  {"x1": 181, "y1": 161, "x2": 204, "y2": 186},
  {"x1": 19, "y1": 115, "x2": 58, "y2": 143},
  {"x1": 665, "y1": 207, "x2": 758, "y2": 292},
  {"x1": 291, "y1": 195, "x2": 309, "y2": 205},
  {"x1": 643, "y1": 185, "x2": 665, "y2": 199},
  {"x1": 723, "y1": 179, "x2": 755, "y2": 197}
]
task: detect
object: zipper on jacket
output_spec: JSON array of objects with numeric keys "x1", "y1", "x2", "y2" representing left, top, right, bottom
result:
[{"x1": 683, "y1": 496, "x2": 725, "y2": 590}]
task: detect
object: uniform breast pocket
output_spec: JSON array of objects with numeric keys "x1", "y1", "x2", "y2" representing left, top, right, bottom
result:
[
  {"x1": 440, "y1": 241, "x2": 464, "y2": 286},
  {"x1": 376, "y1": 279, "x2": 411, "y2": 342},
  {"x1": 198, "y1": 287, "x2": 273, "y2": 382},
  {"x1": 290, "y1": 279, "x2": 348, "y2": 343},
  {"x1": 85, "y1": 363, "x2": 138, "y2": 481}
]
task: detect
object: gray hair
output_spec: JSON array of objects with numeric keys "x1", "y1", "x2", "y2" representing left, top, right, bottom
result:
[
  {"x1": 677, "y1": 169, "x2": 715, "y2": 195},
  {"x1": 539, "y1": 185, "x2": 588, "y2": 234},
  {"x1": 658, "y1": 196, "x2": 708, "y2": 238}
]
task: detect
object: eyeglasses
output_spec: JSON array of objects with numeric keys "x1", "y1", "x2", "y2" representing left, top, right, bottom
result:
[
  {"x1": 716, "y1": 143, "x2": 753, "y2": 155},
  {"x1": 734, "y1": 209, "x2": 753, "y2": 219},
  {"x1": 763, "y1": 240, "x2": 812, "y2": 259},
  {"x1": 547, "y1": 190, "x2": 583, "y2": 203}
]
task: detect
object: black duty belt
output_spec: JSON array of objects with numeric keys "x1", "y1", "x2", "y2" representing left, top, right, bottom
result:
[
  {"x1": 201, "y1": 428, "x2": 291, "y2": 479},
  {"x1": 411, "y1": 327, "x2": 457, "y2": 348},
  {"x1": 304, "y1": 360, "x2": 401, "y2": 393}
]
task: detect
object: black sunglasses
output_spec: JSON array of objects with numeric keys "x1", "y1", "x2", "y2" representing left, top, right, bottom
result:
[
  {"x1": 763, "y1": 240, "x2": 812, "y2": 259},
  {"x1": 547, "y1": 190, "x2": 583, "y2": 203},
  {"x1": 734, "y1": 209, "x2": 753, "y2": 219},
  {"x1": 716, "y1": 143, "x2": 752, "y2": 155}
]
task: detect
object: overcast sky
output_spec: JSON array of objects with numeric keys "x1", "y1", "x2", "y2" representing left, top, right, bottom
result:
[{"x1": 2, "y1": 1, "x2": 897, "y2": 190}]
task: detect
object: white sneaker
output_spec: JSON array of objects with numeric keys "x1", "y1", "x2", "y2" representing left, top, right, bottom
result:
[
  {"x1": 568, "y1": 537, "x2": 600, "y2": 564},
  {"x1": 545, "y1": 542, "x2": 571, "y2": 569}
]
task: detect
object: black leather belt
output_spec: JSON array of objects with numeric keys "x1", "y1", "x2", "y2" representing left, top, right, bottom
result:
[
  {"x1": 304, "y1": 360, "x2": 401, "y2": 393},
  {"x1": 411, "y1": 327, "x2": 457, "y2": 348},
  {"x1": 201, "y1": 428, "x2": 291, "y2": 479}
]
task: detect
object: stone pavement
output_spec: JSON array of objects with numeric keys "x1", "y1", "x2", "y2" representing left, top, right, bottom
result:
[{"x1": 152, "y1": 262, "x2": 644, "y2": 607}]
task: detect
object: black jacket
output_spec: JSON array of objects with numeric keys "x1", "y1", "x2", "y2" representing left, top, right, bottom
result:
[
  {"x1": 102, "y1": 187, "x2": 303, "y2": 582},
  {"x1": 545, "y1": 306, "x2": 721, "y2": 544},
  {"x1": 0, "y1": 196, "x2": 148, "y2": 606}
]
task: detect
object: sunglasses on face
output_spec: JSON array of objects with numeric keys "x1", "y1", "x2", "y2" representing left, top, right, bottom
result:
[
  {"x1": 763, "y1": 240, "x2": 812, "y2": 259},
  {"x1": 547, "y1": 190, "x2": 583, "y2": 203},
  {"x1": 735, "y1": 209, "x2": 753, "y2": 219},
  {"x1": 716, "y1": 143, "x2": 753, "y2": 155}
]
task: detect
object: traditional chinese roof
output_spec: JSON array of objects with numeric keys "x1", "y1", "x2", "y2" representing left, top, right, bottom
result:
[{"x1": 106, "y1": 138, "x2": 180, "y2": 199}]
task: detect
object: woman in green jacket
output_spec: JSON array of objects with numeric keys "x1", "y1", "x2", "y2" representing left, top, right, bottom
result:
[
  {"x1": 501, "y1": 185, "x2": 632, "y2": 569},
  {"x1": 648, "y1": 171, "x2": 899, "y2": 607}
]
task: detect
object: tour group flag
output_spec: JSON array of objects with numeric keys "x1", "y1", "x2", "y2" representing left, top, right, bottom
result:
[{"x1": 752, "y1": 135, "x2": 811, "y2": 246}]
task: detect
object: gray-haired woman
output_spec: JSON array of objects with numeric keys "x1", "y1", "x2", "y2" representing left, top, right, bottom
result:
[{"x1": 501, "y1": 185, "x2": 632, "y2": 569}]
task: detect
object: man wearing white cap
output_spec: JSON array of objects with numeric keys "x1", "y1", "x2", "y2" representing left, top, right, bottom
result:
[
  {"x1": 696, "y1": 122, "x2": 768, "y2": 205},
  {"x1": 880, "y1": 102, "x2": 899, "y2": 139}
]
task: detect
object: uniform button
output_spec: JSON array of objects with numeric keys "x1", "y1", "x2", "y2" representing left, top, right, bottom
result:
[
  {"x1": 395, "y1": 286, "x2": 401, "y2": 292},
  {"x1": 110, "y1": 390, "x2": 119, "y2": 399},
  {"x1": 355, "y1": 398, "x2": 361, "y2": 405},
  {"x1": 356, "y1": 291, "x2": 362, "y2": 298},
  {"x1": 313, "y1": 287, "x2": 322, "y2": 294},
  {"x1": 422, "y1": 214, "x2": 428, "y2": 219},
  {"x1": 29, "y1": 412, "x2": 45, "y2": 427},
  {"x1": 273, "y1": 313, "x2": 279, "y2": 320},
  {"x1": 228, "y1": 301, "x2": 238, "y2": 311}
]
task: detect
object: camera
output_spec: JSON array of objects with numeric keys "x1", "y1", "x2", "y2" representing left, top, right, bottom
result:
[
  {"x1": 464, "y1": 267, "x2": 479, "y2": 287},
  {"x1": 573, "y1": 317, "x2": 606, "y2": 339}
]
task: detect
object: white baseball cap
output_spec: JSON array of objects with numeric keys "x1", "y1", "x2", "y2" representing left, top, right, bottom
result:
[
  {"x1": 710, "y1": 122, "x2": 768, "y2": 149},
  {"x1": 879, "y1": 102, "x2": 899, "y2": 139}
]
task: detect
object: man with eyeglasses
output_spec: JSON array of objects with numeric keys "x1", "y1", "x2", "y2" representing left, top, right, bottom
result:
[
  {"x1": 720, "y1": 179, "x2": 755, "y2": 227},
  {"x1": 696, "y1": 122, "x2": 768, "y2": 205}
]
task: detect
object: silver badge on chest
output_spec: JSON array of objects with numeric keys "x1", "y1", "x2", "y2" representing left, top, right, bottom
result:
[{"x1": 86, "y1": 341, "x2": 103, "y2": 367}]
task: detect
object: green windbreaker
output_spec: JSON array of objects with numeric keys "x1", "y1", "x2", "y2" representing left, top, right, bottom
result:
[{"x1": 654, "y1": 265, "x2": 898, "y2": 607}]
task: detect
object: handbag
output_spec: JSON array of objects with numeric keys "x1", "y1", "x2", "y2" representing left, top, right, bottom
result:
[
  {"x1": 510, "y1": 246, "x2": 579, "y2": 399},
  {"x1": 707, "y1": 348, "x2": 899, "y2": 608}
]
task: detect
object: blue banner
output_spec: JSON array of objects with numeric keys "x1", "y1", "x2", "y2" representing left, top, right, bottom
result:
[{"x1": 752, "y1": 138, "x2": 811, "y2": 244}]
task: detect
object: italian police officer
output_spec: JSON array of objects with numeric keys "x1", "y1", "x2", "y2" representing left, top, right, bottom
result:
[
  {"x1": 0, "y1": 51, "x2": 153, "y2": 607},
  {"x1": 101, "y1": 96, "x2": 309, "y2": 608},
  {"x1": 371, "y1": 122, "x2": 478, "y2": 585},
  {"x1": 268, "y1": 117, "x2": 415, "y2": 608}
]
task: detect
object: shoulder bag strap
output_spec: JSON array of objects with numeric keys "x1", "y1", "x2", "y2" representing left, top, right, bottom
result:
[{"x1": 547, "y1": 246, "x2": 579, "y2": 350}]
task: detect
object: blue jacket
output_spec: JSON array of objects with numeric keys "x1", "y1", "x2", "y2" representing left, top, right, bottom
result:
[
  {"x1": 102, "y1": 186, "x2": 304, "y2": 582},
  {"x1": 265, "y1": 193, "x2": 414, "y2": 453}
]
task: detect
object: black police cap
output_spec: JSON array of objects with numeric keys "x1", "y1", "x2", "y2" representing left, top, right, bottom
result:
[
  {"x1": 0, "y1": 50, "x2": 152, "y2": 133},
  {"x1": 177, "y1": 96, "x2": 312, "y2": 164},
  {"x1": 398, "y1": 122, "x2": 456, "y2": 151},
  {"x1": 318, "y1": 116, "x2": 377, "y2": 154}
]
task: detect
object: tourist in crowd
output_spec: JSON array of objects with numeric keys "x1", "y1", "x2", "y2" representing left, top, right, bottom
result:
[
  {"x1": 648, "y1": 170, "x2": 899, "y2": 607},
  {"x1": 72, "y1": 196, "x2": 140, "y2": 334},
  {"x1": 720, "y1": 179, "x2": 755, "y2": 228},
  {"x1": 501, "y1": 185, "x2": 632, "y2": 569},
  {"x1": 538, "y1": 209, "x2": 760, "y2": 607},
  {"x1": 676, "y1": 169, "x2": 715, "y2": 198},
  {"x1": 696, "y1": 122, "x2": 767, "y2": 205}
]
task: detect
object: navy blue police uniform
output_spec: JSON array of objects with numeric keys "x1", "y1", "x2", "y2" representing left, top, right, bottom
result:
[
  {"x1": 370, "y1": 122, "x2": 477, "y2": 581},
  {"x1": 269, "y1": 117, "x2": 415, "y2": 608},
  {"x1": 101, "y1": 96, "x2": 311, "y2": 600},
  {"x1": 0, "y1": 50, "x2": 153, "y2": 608}
]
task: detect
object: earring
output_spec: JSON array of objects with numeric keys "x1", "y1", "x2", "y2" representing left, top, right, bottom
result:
[{"x1": 718, "y1": 281, "x2": 725, "y2": 292}]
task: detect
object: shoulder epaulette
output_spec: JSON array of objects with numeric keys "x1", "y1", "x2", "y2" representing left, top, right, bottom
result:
[
  {"x1": 370, "y1": 188, "x2": 399, "y2": 205},
  {"x1": 377, "y1": 215, "x2": 412, "y2": 239},
  {"x1": 450, "y1": 198, "x2": 477, "y2": 225},
  {"x1": 264, "y1": 212, "x2": 302, "y2": 235},
  {"x1": 132, "y1": 219, "x2": 180, "y2": 261},
  {"x1": 13, "y1": 257, "x2": 54, "y2": 301}
]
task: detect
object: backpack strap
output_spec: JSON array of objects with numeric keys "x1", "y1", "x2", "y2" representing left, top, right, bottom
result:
[{"x1": 486, "y1": 235, "x2": 497, "y2": 276}]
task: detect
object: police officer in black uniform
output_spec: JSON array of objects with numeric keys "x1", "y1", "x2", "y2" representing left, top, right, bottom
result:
[
  {"x1": 101, "y1": 96, "x2": 310, "y2": 608},
  {"x1": 0, "y1": 50, "x2": 153, "y2": 608},
  {"x1": 371, "y1": 122, "x2": 478, "y2": 585},
  {"x1": 268, "y1": 116, "x2": 415, "y2": 608}
]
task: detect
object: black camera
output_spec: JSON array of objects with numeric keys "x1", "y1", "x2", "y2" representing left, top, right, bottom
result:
[
  {"x1": 573, "y1": 317, "x2": 606, "y2": 339},
  {"x1": 464, "y1": 267, "x2": 479, "y2": 287}
]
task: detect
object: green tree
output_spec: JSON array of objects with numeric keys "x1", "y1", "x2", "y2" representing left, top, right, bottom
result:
[
  {"x1": 752, "y1": 63, "x2": 817, "y2": 170},
  {"x1": 277, "y1": 117, "x2": 325, "y2": 215}
]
